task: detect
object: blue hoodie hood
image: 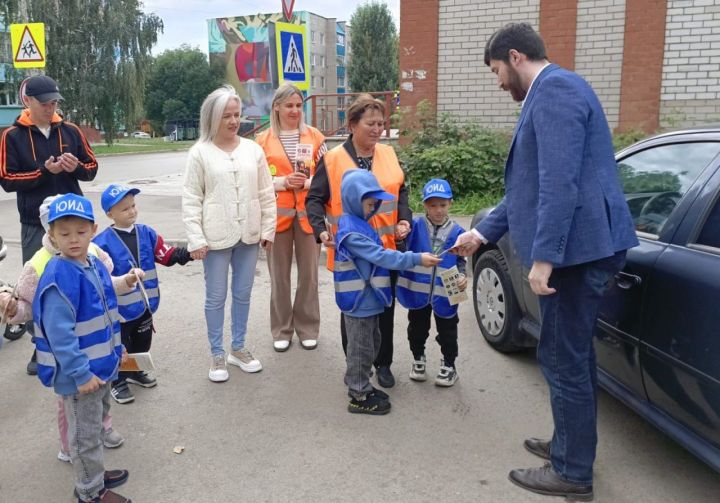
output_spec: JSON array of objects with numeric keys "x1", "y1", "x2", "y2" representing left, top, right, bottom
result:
[{"x1": 340, "y1": 169, "x2": 395, "y2": 221}]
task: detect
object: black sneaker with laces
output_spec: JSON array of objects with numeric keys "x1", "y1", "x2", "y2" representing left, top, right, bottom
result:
[
  {"x1": 347, "y1": 386, "x2": 389, "y2": 400},
  {"x1": 348, "y1": 394, "x2": 391, "y2": 415},
  {"x1": 111, "y1": 382, "x2": 135, "y2": 404},
  {"x1": 126, "y1": 371, "x2": 157, "y2": 388}
]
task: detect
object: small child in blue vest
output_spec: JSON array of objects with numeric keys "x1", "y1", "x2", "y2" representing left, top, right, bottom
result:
[
  {"x1": 33, "y1": 193, "x2": 139, "y2": 503},
  {"x1": 94, "y1": 184, "x2": 192, "y2": 404},
  {"x1": 397, "y1": 179, "x2": 467, "y2": 387},
  {"x1": 334, "y1": 169, "x2": 440, "y2": 414}
]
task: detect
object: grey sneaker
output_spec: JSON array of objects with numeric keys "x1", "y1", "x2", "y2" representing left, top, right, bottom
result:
[
  {"x1": 435, "y1": 361, "x2": 458, "y2": 387},
  {"x1": 103, "y1": 428, "x2": 125, "y2": 448},
  {"x1": 409, "y1": 355, "x2": 427, "y2": 382},
  {"x1": 227, "y1": 348, "x2": 262, "y2": 373},
  {"x1": 208, "y1": 355, "x2": 229, "y2": 382}
]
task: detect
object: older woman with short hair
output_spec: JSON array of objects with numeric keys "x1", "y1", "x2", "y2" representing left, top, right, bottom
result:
[
  {"x1": 306, "y1": 94, "x2": 411, "y2": 388},
  {"x1": 182, "y1": 84, "x2": 276, "y2": 383},
  {"x1": 256, "y1": 84, "x2": 327, "y2": 352}
]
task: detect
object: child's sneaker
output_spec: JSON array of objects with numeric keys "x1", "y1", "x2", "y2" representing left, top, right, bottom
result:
[
  {"x1": 103, "y1": 427, "x2": 125, "y2": 448},
  {"x1": 57, "y1": 450, "x2": 72, "y2": 463},
  {"x1": 227, "y1": 348, "x2": 262, "y2": 373},
  {"x1": 110, "y1": 382, "x2": 135, "y2": 404},
  {"x1": 409, "y1": 355, "x2": 427, "y2": 381},
  {"x1": 208, "y1": 355, "x2": 229, "y2": 382},
  {"x1": 348, "y1": 394, "x2": 391, "y2": 415},
  {"x1": 126, "y1": 371, "x2": 157, "y2": 388},
  {"x1": 435, "y1": 361, "x2": 458, "y2": 387}
]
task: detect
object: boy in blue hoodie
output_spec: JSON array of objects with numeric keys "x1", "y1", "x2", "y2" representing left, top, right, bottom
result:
[
  {"x1": 33, "y1": 194, "x2": 139, "y2": 503},
  {"x1": 334, "y1": 170, "x2": 440, "y2": 415}
]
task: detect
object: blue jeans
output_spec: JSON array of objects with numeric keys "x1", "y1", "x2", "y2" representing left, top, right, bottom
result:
[
  {"x1": 203, "y1": 241, "x2": 259, "y2": 356},
  {"x1": 537, "y1": 251, "x2": 626, "y2": 485}
]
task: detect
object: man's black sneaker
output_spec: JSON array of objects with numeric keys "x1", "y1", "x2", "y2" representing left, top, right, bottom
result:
[
  {"x1": 111, "y1": 383, "x2": 135, "y2": 404},
  {"x1": 348, "y1": 394, "x2": 391, "y2": 415},
  {"x1": 126, "y1": 371, "x2": 157, "y2": 388},
  {"x1": 376, "y1": 365, "x2": 395, "y2": 388},
  {"x1": 347, "y1": 386, "x2": 389, "y2": 400}
]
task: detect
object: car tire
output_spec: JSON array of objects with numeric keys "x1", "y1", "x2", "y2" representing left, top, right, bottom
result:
[
  {"x1": 4, "y1": 322, "x2": 27, "y2": 341},
  {"x1": 473, "y1": 249, "x2": 523, "y2": 353}
]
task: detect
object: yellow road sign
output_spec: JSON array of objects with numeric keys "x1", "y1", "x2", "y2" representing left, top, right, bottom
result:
[{"x1": 11, "y1": 23, "x2": 46, "y2": 69}]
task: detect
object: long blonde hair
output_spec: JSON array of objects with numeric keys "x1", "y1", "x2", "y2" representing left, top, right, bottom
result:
[
  {"x1": 198, "y1": 84, "x2": 242, "y2": 143},
  {"x1": 269, "y1": 83, "x2": 306, "y2": 136}
]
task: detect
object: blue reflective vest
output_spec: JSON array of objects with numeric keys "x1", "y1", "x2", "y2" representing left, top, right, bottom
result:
[
  {"x1": 93, "y1": 224, "x2": 160, "y2": 322},
  {"x1": 397, "y1": 217, "x2": 464, "y2": 318},
  {"x1": 32, "y1": 255, "x2": 122, "y2": 388},
  {"x1": 334, "y1": 214, "x2": 393, "y2": 313}
]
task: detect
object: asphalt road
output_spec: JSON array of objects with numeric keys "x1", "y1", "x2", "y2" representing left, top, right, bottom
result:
[{"x1": 0, "y1": 151, "x2": 719, "y2": 502}]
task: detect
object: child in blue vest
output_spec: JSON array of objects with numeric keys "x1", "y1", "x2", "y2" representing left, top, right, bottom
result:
[
  {"x1": 334, "y1": 169, "x2": 440, "y2": 414},
  {"x1": 33, "y1": 193, "x2": 140, "y2": 503},
  {"x1": 397, "y1": 179, "x2": 467, "y2": 386},
  {"x1": 94, "y1": 184, "x2": 192, "y2": 404}
]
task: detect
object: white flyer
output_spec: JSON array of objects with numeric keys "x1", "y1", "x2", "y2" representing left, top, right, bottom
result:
[{"x1": 439, "y1": 266, "x2": 468, "y2": 306}]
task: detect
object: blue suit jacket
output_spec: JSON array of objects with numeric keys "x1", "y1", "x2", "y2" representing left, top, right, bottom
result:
[{"x1": 476, "y1": 64, "x2": 638, "y2": 268}]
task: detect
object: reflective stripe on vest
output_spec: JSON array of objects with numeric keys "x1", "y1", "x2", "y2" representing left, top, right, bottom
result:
[
  {"x1": 256, "y1": 127, "x2": 325, "y2": 234},
  {"x1": 324, "y1": 143, "x2": 404, "y2": 271},
  {"x1": 92, "y1": 224, "x2": 160, "y2": 321}
]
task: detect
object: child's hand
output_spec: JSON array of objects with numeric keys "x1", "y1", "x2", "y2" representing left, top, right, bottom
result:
[
  {"x1": 78, "y1": 375, "x2": 105, "y2": 394},
  {"x1": 395, "y1": 220, "x2": 411, "y2": 240},
  {"x1": 457, "y1": 274, "x2": 468, "y2": 292},
  {"x1": 0, "y1": 294, "x2": 18, "y2": 318},
  {"x1": 124, "y1": 268, "x2": 145, "y2": 287},
  {"x1": 121, "y1": 347, "x2": 129, "y2": 364},
  {"x1": 319, "y1": 231, "x2": 335, "y2": 249},
  {"x1": 420, "y1": 253, "x2": 442, "y2": 267}
]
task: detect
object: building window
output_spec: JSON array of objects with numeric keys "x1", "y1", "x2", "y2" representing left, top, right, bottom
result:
[
  {"x1": 320, "y1": 56, "x2": 326, "y2": 67},
  {"x1": 311, "y1": 76, "x2": 316, "y2": 87},
  {"x1": 337, "y1": 34, "x2": 344, "y2": 45},
  {"x1": 311, "y1": 30, "x2": 316, "y2": 43},
  {"x1": 312, "y1": 54, "x2": 317, "y2": 66},
  {"x1": 320, "y1": 33, "x2": 325, "y2": 45},
  {"x1": 320, "y1": 76, "x2": 325, "y2": 88}
]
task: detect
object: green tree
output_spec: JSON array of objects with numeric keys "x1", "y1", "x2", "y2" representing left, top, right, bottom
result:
[
  {"x1": 19, "y1": 0, "x2": 162, "y2": 144},
  {"x1": 346, "y1": 2, "x2": 398, "y2": 92},
  {"x1": 144, "y1": 45, "x2": 222, "y2": 133}
]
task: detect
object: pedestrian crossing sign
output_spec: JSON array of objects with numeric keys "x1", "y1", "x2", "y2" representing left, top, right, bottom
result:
[
  {"x1": 275, "y1": 22, "x2": 309, "y2": 90},
  {"x1": 10, "y1": 23, "x2": 46, "y2": 69}
]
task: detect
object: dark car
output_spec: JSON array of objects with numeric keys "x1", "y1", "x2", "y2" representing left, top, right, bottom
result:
[{"x1": 470, "y1": 126, "x2": 720, "y2": 473}]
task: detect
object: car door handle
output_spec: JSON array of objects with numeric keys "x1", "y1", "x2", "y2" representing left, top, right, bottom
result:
[{"x1": 615, "y1": 272, "x2": 642, "y2": 290}]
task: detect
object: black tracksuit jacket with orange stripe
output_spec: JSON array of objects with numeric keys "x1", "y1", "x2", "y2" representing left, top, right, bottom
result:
[{"x1": 0, "y1": 109, "x2": 98, "y2": 226}]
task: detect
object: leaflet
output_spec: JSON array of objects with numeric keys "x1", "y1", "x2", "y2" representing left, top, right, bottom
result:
[{"x1": 439, "y1": 265, "x2": 468, "y2": 306}]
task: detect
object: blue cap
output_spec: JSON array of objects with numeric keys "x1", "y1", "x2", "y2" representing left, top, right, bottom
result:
[
  {"x1": 101, "y1": 184, "x2": 140, "y2": 213},
  {"x1": 364, "y1": 189, "x2": 395, "y2": 201},
  {"x1": 422, "y1": 179, "x2": 453, "y2": 201},
  {"x1": 47, "y1": 193, "x2": 95, "y2": 224}
]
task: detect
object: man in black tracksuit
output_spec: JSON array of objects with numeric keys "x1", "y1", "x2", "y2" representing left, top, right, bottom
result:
[{"x1": 0, "y1": 75, "x2": 98, "y2": 375}]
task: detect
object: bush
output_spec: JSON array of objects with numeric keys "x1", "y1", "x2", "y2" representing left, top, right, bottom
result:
[{"x1": 613, "y1": 129, "x2": 649, "y2": 152}]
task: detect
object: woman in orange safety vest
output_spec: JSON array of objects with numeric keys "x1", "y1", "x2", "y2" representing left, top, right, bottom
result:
[
  {"x1": 305, "y1": 94, "x2": 412, "y2": 389},
  {"x1": 256, "y1": 84, "x2": 327, "y2": 352}
]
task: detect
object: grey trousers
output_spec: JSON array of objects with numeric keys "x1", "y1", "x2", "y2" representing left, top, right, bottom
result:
[
  {"x1": 63, "y1": 382, "x2": 112, "y2": 502},
  {"x1": 344, "y1": 314, "x2": 381, "y2": 400}
]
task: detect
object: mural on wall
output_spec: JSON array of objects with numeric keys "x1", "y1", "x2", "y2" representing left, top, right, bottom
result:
[{"x1": 208, "y1": 13, "x2": 304, "y2": 117}]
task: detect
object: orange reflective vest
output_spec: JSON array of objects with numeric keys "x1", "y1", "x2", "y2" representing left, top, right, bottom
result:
[
  {"x1": 324, "y1": 142, "x2": 404, "y2": 271},
  {"x1": 256, "y1": 126, "x2": 326, "y2": 233}
]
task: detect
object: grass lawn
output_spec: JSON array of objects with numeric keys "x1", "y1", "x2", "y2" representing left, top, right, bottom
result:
[
  {"x1": 91, "y1": 138, "x2": 194, "y2": 155},
  {"x1": 409, "y1": 191, "x2": 502, "y2": 215}
]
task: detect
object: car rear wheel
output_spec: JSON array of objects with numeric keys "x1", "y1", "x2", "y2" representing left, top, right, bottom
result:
[{"x1": 473, "y1": 249, "x2": 523, "y2": 352}]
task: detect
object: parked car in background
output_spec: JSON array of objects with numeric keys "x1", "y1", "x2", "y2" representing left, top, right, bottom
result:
[
  {"x1": 131, "y1": 131, "x2": 151, "y2": 139},
  {"x1": 470, "y1": 126, "x2": 720, "y2": 472}
]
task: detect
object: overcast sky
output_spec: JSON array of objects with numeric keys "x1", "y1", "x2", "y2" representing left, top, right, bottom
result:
[{"x1": 142, "y1": 0, "x2": 400, "y2": 55}]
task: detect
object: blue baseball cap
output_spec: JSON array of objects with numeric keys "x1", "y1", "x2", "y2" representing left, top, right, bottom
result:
[
  {"x1": 422, "y1": 179, "x2": 453, "y2": 201},
  {"x1": 47, "y1": 193, "x2": 95, "y2": 224},
  {"x1": 101, "y1": 184, "x2": 140, "y2": 213}
]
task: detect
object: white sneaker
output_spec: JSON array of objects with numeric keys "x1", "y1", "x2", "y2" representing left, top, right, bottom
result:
[
  {"x1": 208, "y1": 355, "x2": 229, "y2": 382},
  {"x1": 57, "y1": 450, "x2": 72, "y2": 463},
  {"x1": 227, "y1": 348, "x2": 262, "y2": 373},
  {"x1": 300, "y1": 339, "x2": 317, "y2": 350},
  {"x1": 273, "y1": 340, "x2": 290, "y2": 352},
  {"x1": 409, "y1": 355, "x2": 427, "y2": 382}
]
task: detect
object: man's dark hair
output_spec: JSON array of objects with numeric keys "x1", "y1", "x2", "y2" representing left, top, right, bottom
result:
[{"x1": 484, "y1": 23, "x2": 547, "y2": 66}]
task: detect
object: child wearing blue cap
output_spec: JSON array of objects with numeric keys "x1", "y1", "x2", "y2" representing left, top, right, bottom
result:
[
  {"x1": 94, "y1": 184, "x2": 192, "y2": 404},
  {"x1": 32, "y1": 193, "x2": 141, "y2": 503},
  {"x1": 334, "y1": 170, "x2": 440, "y2": 414},
  {"x1": 397, "y1": 179, "x2": 467, "y2": 386}
]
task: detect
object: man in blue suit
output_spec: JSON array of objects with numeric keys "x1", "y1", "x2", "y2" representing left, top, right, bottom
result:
[{"x1": 454, "y1": 23, "x2": 638, "y2": 501}]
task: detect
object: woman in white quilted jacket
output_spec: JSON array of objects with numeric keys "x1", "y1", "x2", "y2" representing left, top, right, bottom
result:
[{"x1": 182, "y1": 85, "x2": 277, "y2": 383}]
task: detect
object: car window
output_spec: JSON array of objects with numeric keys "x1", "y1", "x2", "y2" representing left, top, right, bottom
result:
[
  {"x1": 618, "y1": 142, "x2": 720, "y2": 235},
  {"x1": 696, "y1": 196, "x2": 720, "y2": 249}
]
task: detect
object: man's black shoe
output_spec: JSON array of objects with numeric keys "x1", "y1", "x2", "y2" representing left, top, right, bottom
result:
[
  {"x1": 126, "y1": 371, "x2": 157, "y2": 388},
  {"x1": 348, "y1": 394, "x2": 391, "y2": 415},
  {"x1": 346, "y1": 386, "x2": 389, "y2": 400},
  {"x1": 508, "y1": 463, "x2": 593, "y2": 501},
  {"x1": 524, "y1": 437, "x2": 551, "y2": 460},
  {"x1": 103, "y1": 469, "x2": 129, "y2": 489},
  {"x1": 376, "y1": 366, "x2": 395, "y2": 388},
  {"x1": 111, "y1": 382, "x2": 135, "y2": 404},
  {"x1": 26, "y1": 350, "x2": 38, "y2": 375}
]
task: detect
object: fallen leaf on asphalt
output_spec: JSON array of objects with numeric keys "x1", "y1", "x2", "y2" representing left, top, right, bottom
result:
[{"x1": 173, "y1": 445, "x2": 185, "y2": 454}]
